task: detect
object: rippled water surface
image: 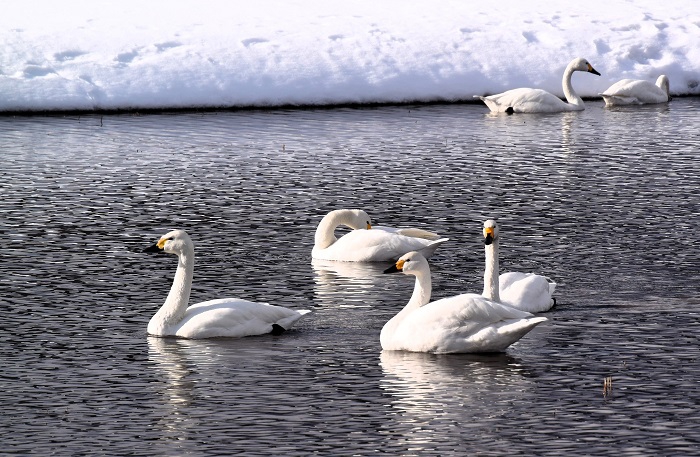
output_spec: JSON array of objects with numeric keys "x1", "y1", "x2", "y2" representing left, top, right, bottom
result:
[{"x1": 1, "y1": 100, "x2": 700, "y2": 455}]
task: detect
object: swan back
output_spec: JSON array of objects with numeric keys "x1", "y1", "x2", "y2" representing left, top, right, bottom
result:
[{"x1": 600, "y1": 75, "x2": 670, "y2": 106}]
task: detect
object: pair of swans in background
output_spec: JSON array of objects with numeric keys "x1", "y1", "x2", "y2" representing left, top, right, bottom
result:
[
  {"x1": 380, "y1": 220, "x2": 553, "y2": 353},
  {"x1": 476, "y1": 57, "x2": 669, "y2": 113}
]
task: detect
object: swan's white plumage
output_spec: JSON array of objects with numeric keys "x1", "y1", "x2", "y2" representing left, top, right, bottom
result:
[
  {"x1": 145, "y1": 229, "x2": 309, "y2": 339},
  {"x1": 482, "y1": 219, "x2": 556, "y2": 313},
  {"x1": 312, "y1": 209, "x2": 448, "y2": 262},
  {"x1": 476, "y1": 57, "x2": 600, "y2": 113},
  {"x1": 381, "y1": 252, "x2": 546, "y2": 353},
  {"x1": 600, "y1": 75, "x2": 670, "y2": 106}
]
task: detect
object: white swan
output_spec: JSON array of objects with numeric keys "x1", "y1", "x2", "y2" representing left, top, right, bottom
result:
[
  {"x1": 144, "y1": 229, "x2": 310, "y2": 338},
  {"x1": 475, "y1": 57, "x2": 601, "y2": 113},
  {"x1": 381, "y1": 251, "x2": 547, "y2": 353},
  {"x1": 482, "y1": 219, "x2": 556, "y2": 313},
  {"x1": 311, "y1": 209, "x2": 449, "y2": 262},
  {"x1": 600, "y1": 75, "x2": 670, "y2": 106}
]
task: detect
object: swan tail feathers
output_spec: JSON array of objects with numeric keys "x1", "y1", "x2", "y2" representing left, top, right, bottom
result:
[
  {"x1": 394, "y1": 227, "x2": 442, "y2": 240},
  {"x1": 417, "y1": 238, "x2": 449, "y2": 258}
]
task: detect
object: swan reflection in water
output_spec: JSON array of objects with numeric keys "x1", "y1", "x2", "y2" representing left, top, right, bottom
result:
[
  {"x1": 311, "y1": 258, "x2": 389, "y2": 309},
  {"x1": 379, "y1": 350, "x2": 535, "y2": 447}
]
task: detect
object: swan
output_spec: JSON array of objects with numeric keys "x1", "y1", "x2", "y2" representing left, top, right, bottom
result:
[
  {"x1": 475, "y1": 57, "x2": 601, "y2": 113},
  {"x1": 381, "y1": 251, "x2": 547, "y2": 353},
  {"x1": 312, "y1": 209, "x2": 449, "y2": 262},
  {"x1": 482, "y1": 219, "x2": 556, "y2": 313},
  {"x1": 143, "y1": 229, "x2": 310, "y2": 338},
  {"x1": 600, "y1": 75, "x2": 670, "y2": 106}
]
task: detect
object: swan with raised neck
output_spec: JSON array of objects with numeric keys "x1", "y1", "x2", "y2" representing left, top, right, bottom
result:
[
  {"x1": 475, "y1": 57, "x2": 601, "y2": 113},
  {"x1": 144, "y1": 229, "x2": 309, "y2": 338},
  {"x1": 481, "y1": 219, "x2": 556, "y2": 313},
  {"x1": 381, "y1": 251, "x2": 546, "y2": 353}
]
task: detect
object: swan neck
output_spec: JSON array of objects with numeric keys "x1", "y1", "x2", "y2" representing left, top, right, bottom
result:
[
  {"x1": 562, "y1": 63, "x2": 583, "y2": 107},
  {"x1": 407, "y1": 268, "x2": 432, "y2": 309},
  {"x1": 314, "y1": 211, "x2": 343, "y2": 249},
  {"x1": 149, "y1": 248, "x2": 194, "y2": 334},
  {"x1": 483, "y1": 241, "x2": 500, "y2": 302}
]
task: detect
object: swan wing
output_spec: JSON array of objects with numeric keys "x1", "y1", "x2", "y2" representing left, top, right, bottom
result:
[
  {"x1": 373, "y1": 225, "x2": 442, "y2": 240},
  {"x1": 382, "y1": 293, "x2": 546, "y2": 353},
  {"x1": 313, "y1": 229, "x2": 448, "y2": 262},
  {"x1": 174, "y1": 299, "x2": 310, "y2": 338},
  {"x1": 499, "y1": 272, "x2": 556, "y2": 313}
]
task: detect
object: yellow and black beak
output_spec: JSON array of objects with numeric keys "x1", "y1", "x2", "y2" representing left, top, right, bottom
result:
[
  {"x1": 143, "y1": 238, "x2": 166, "y2": 253},
  {"x1": 366, "y1": 222, "x2": 372, "y2": 230},
  {"x1": 483, "y1": 227, "x2": 495, "y2": 246},
  {"x1": 383, "y1": 259, "x2": 405, "y2": 274},
  {"x1": 587, "y1": 63, "x2": 601, "y2": 76}
]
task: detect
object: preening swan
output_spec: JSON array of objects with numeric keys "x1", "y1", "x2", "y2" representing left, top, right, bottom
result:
[
  {"x1": 600, "y1": 75, "x2": 670, "y2": 106},
  {"x1": 144, "y1": 229, "x2": 310, "y2": 338},
  {"x1": 475, "y1": 57, "x2": 601, "y2": 113},
  {"x1": 312, "y1": 209, "x2": 449, "y2": 262},
  {"x1": 482, "y1": 219, "x2": 556, "y2": 313},
  {"x1": 381, "y1": 251, "x2": 546, "y2": 353}
]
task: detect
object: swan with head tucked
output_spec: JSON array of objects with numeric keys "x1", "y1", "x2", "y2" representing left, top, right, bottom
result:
[
  {"x1": 475, "y1": 57, "x2": 601, "y2": 113},
  {"x1": 482, "y1": 219, "x2": 556, "y2": 313},
  {"x1": 144, "y1": 229, "x2": 310, "y2": 338},
  {"x1": 600, "y1": 75, "x2": 670, "y2": 106},
  {"x1": 312, "y1": 209, "x2": 449, "y2": 262},
  {"x1": 381, "y1": 251, "x2": 547, "y2": 353}
]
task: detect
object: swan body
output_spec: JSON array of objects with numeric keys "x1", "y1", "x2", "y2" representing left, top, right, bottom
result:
[
  {"x1": 144, "y1": 229, "x2": 310, "y2": 338},
  {"x1": 381, "y1": 252, "x2": 546, "y2": 353},
  {"x1": 312, "y1": 209, "x2": 448, "y2": 262},
  {"x1": 476, "y1": 57, "x2": 601, "y2": 113},
  {"x1": 600, "y1": 75, "x2": 670, "y2": 106},
  {"x1": 482, "y1": 219, "x2": 556, "y2": 313}
]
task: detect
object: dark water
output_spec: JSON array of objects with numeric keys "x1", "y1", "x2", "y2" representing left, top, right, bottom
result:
[{"x1": 1, "y1": 100, "x2": 699, "y2": 455}]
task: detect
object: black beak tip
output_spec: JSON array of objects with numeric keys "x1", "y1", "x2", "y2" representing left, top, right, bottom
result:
[
  {"x1": 143, "y1": 244, "x2": 162, "y2": 253},
  {"x1": 592, "y1": 69, "x2": 601, "y2": 76},
  {"x1": 383, "y1": 264, "x2": 400, "y2": 274},
  {"x1": 484, "y1": 234, "x2": 494, "y2": 245}
]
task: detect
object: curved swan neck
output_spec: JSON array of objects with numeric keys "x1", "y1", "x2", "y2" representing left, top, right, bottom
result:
[
  {"x1": 483, "y1": 240, "x2": 500, "y2": 302},
  {"x1": 148, "y1": 247, "x2": 194, "y2": 334},
  {"x1": 314, "y1": 210, "x2": 346, "y2": 249},
  {"x1": 562, "y1": 62, "x2": 584, "y2": 107}
]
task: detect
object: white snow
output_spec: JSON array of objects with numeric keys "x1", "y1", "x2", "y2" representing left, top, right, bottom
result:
[{"x1": 1, "y1": 0, "x2": 699, "y2": 111}]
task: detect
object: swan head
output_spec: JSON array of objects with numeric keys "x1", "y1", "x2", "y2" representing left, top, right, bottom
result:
[
  {"x1": 569, "y1": 57, "x2": 600, "y2": 76},
  {"x1": 483, "y1": 219, "x2": 499, "y2": 245},
  {"x1": 343, "y1": 209, "x2": 372, "y2": 230},
  {"x1": 383, "y1": 251, "x2": 429, "y2": 276},
  {"x1": 144, "y1": 229, "x2": 193, "y2": 255},
  {"x1": 656, "y1": 75, "x2": 670, "y2": 97}
]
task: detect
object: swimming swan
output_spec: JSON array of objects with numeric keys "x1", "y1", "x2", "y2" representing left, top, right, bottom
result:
[
  {"x1": 144, "y1": 229, "x2": 310, "y2": 338},
  {"x1": 381, "y1": 251, "x2": 547, "y2": 353},
  {"x1": 475, "y1": 57, "x2": 601, "y2": 113},
  {"x1": 482, "y1": 219, "x2": 556, "y2": 313},
  {"x1": 600, "y1": 75, "x2": 670, "y2": 106},
  {"x1": 312, "y1": 209, "x2": 449, "y2": 262}
]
